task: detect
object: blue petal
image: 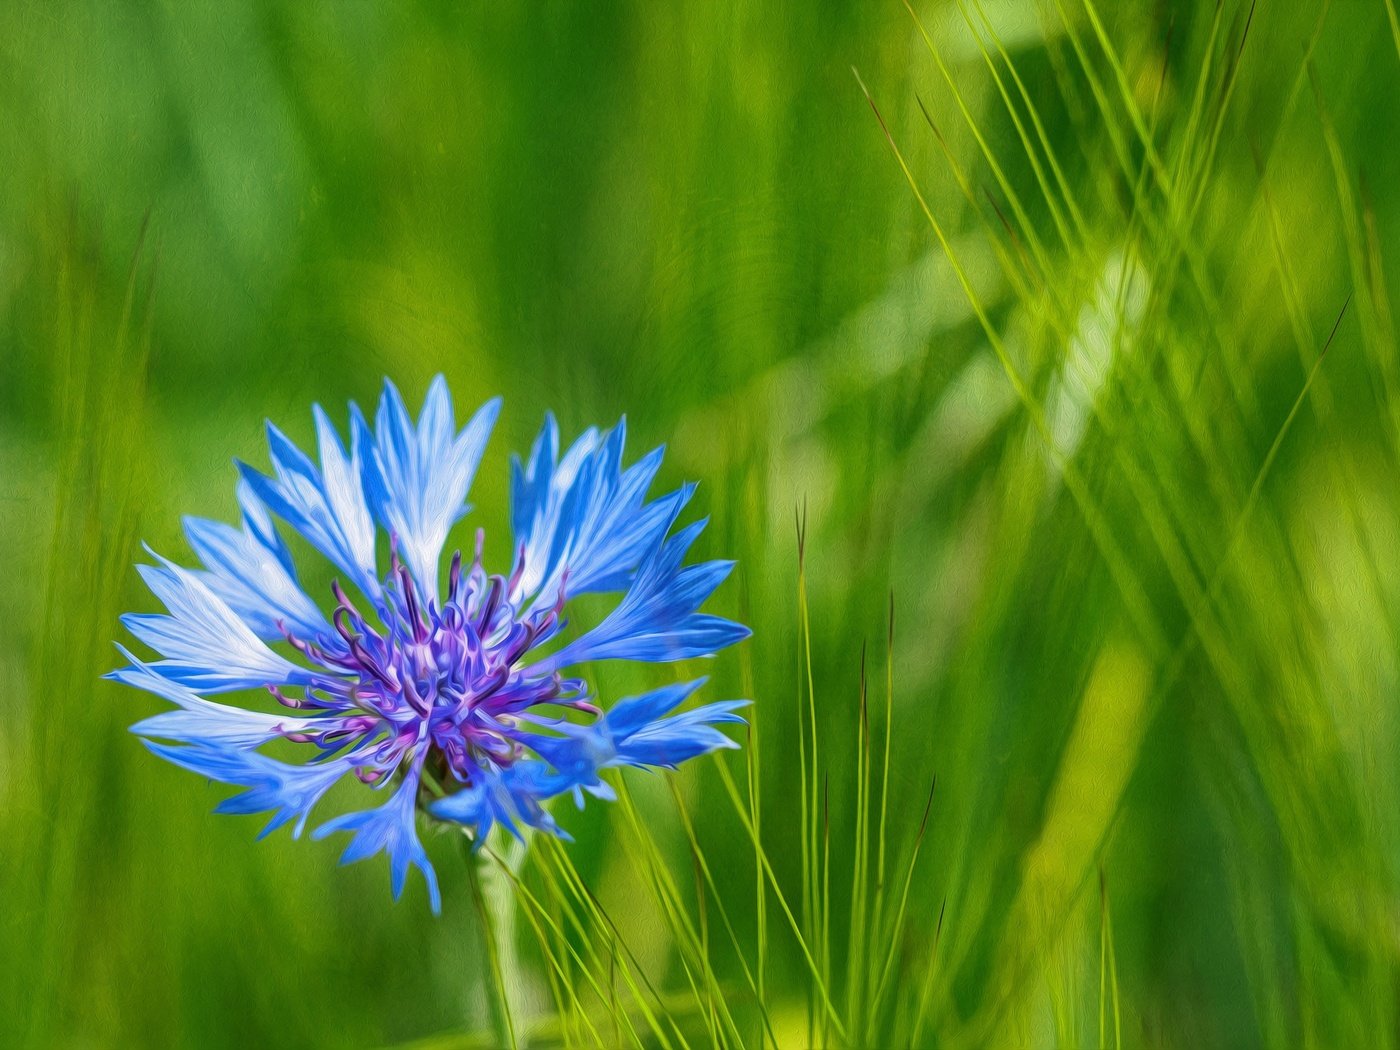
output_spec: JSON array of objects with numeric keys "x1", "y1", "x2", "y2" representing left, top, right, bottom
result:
[
  {"x1": 532, "y1": 513, "x2": 751, "y2": 672},
  {"x1": 510, "y1": 416, "x2": 681, "y2": 606},
  {"x1": 599, "y1": 677, "x2": 712, "y2": 735},
  {"x1": 523, "y1": 679, "x2": 748, "y2": 792},
  {"x1": 236, "y1": 479, "x2": 296, "y2": 576},
  {"x1": 362, "y1": 376, "x2": 501, "y2": 605},
  {"x1": 143, "y1": 739, "x2": 352, "y2": 838},
  {"x1": 428, "y1": 760, "x2": 572, "y2": 843},
  {"x1": 608, "y1": 699, "x2": 749, "y2": 767},
  {"x1": 122, "y1": 552, "x2": 317, "y2": 693},
  {"x1": 110, "y1": 648, "x2": 318, "y2": 747},
  {"x1": 183, "y1": 507, "x2": 331, "y2": 643},
  {"x1": 237, "y1": 406, "x2": 379, "y2": 600},
  {"x1": 312, "y1": 760, "x2": 441, "y2": 913}
]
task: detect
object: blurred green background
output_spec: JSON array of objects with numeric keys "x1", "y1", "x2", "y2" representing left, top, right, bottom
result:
[{"x1": 4, "y1": 1, "x2": 1400, "y2": 1047}]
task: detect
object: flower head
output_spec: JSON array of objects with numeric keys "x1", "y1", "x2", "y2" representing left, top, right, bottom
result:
[{"x1": 111, "y1": 377, "x2": 749, "y2": 912}]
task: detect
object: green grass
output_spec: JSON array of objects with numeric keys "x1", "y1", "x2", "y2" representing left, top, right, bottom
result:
[{"x1": 4, "y1": 1, "x2": 1400, "y2": 1046}]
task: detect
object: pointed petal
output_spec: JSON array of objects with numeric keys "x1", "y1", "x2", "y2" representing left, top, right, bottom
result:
[
  {"x1": 144, "y1": 740, "x2": 351, "y2": 839},
  {"x1": 313, "y1": 758, "x2": 441, "y2": 913},
  {"x1": 236, "y1": 479, "x2": 295, "y2": 575},
  {"x1": 532, "y1": 515, "x2": 750, "y2": 672},
  {"x1": 183, "y1": 513, "x2": 331, "y2": 642},
  {"x1": 364, "y1": 377, "x2": 501, "y2": 604},
  {"x1": 428, "y1": 760, "x2": 572, "y2": 843},
  {"x1": 510, "y1": 417, "x2": 681, "y2": 605},
  {"x1": 111, "y1": 649, "x2": 319, "y2": 747},
  {"x1": 521, "y1": 680, "x2": 747, "y2": 791},
  {"x1": 124, "y1": 553, "x2": 316, "y2": 692},
  {"x1": 238, "y1": 410, "x2": 379, "y2": 599}
]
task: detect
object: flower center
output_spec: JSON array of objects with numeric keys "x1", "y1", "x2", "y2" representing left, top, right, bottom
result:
[{"x1": 273, "y1": 537, "x2": 585, "y2": 787}]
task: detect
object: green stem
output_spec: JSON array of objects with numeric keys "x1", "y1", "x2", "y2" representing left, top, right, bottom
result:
[{"x1": 463, "y1": 833, "x2": 523, "y2": 1048}]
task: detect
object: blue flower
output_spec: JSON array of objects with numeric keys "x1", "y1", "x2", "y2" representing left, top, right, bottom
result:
[{"x1": 112, "y1": 377, "x2": 750, "y2": 912}]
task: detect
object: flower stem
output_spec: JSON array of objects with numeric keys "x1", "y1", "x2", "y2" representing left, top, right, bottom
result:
[{"x1": 463, "y1": 832, "x2": 523, "y2": 1048}]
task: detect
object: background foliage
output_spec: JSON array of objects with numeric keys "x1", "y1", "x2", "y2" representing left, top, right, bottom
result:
[{"x1": 4, "y1": 1, "x2": 1400, "y2": 1046}]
